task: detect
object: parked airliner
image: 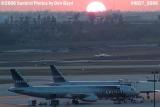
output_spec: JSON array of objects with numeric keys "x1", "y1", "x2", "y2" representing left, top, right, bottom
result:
[
  {"x1": 49, "y1": 65, "x2": 132, "y2": 86},
  {"x1": 8, "y1": 69, "x2": 138, "y2": 105}
]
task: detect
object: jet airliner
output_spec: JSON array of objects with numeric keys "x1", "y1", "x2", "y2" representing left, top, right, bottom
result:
[
  {"x1": 8, "y1": 69, "x2": 137, "y2": 105},
  {"x1": 49, "y1": 65, "x2": 132, "y2": 86}
]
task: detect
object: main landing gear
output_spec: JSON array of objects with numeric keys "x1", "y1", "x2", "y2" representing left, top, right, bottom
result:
[
  {"x1": 72, "y1": 99, "x2": 79, "y2": 104},
  {"x1": 50, "y1": 99, "x2": 60, "y2": 106}
]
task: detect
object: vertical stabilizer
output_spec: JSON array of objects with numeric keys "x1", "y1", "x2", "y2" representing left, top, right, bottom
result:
[
  {"x1": 50, "y1": 65, "x2": 67, "y2": 83},
  {"x1": 10, "y1": 69, "x2": 30, "y2": 87}
]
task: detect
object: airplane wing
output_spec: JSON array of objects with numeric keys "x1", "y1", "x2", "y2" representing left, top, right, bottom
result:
[
  {"x1": 155, "y1": 90, "x2": 160, "y2": 92},
  {"x1": 140, "y1": 90, "x2": 160, "y2": 93}
]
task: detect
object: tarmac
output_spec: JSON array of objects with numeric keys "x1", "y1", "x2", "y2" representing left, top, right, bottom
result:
[{"x1": 0, "y1": 95, "x2": 160, "y2": 107}]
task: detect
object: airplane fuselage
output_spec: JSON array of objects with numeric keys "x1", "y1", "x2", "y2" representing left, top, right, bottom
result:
[
  {"x1": 9, "y1": 85, "x2": 137, "y2": 101},
  {"x1": 50, "y1": 81, "x2": 131, "y2": 86}
]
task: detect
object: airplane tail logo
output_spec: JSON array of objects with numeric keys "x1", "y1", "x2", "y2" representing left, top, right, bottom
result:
[{"x1": 10, "y1": 69, "x2": 30, "y2": 88}]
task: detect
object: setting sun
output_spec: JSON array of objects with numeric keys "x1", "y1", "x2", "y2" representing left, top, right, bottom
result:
[{"x1": 86, "y1": 1, "x2": 106, "y2": 12}]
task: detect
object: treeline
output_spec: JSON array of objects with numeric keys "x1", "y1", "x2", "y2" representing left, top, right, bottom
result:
[{"x1": 0, "y1": 12, "x2": 160, "y2": 49}]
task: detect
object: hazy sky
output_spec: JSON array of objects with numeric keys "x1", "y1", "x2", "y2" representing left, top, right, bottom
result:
[{"x1": 0, "y1": 0, "x2": 160, "y2": 11}]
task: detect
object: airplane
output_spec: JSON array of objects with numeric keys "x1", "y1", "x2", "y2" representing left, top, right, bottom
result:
[
  {"x1": 48, "y1": 65, "x2": 132, "y2": 86},
  {"x1": 48, "y1": 65, "x2": 160, "y2": 98},
  {"x1": 8, "y1": 69, "x2": 138, "y2": 105}
]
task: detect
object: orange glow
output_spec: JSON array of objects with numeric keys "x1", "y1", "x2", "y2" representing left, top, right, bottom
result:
[{"x1": 0, "y1": 0, "x2": 160, "y2": 12}]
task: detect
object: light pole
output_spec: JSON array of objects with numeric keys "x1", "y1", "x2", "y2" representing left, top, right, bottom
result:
[{"x1": 152, "y1": 71, "x2": 159, "y2": 107}]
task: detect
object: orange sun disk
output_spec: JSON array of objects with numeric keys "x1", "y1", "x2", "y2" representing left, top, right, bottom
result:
[{"x1": 86, "y1": 1, "x2": 106, "y2": 12}]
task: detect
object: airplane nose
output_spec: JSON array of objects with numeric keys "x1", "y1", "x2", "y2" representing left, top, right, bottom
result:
[
  {"x1": 8, "y1": 87, "x2": 14, "y2": 92},
  {"x1": 135, "y1": 91, "x2": 140, "y2": 97},
  {"x1": 131, "y1": 88, "x2": 139, "y2": 97},
  {"x1": 8, "y1": 89, "x2": 12, "y2": 92}
]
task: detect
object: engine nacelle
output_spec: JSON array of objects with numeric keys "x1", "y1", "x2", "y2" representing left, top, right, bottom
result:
[{"x1": 81, "y1": 95, "x2": 98, "y2": 102}]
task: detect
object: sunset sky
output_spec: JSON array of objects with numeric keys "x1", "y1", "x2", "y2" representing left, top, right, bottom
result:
[{"x1": 0, "y1": 0, "x2": 160, "y2": 11}]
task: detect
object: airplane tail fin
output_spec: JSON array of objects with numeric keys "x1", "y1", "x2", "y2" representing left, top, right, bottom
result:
[
  {"x1": 50, "y1": 65, "x2": 67, "y2": 83},
  {"x1": 10, "y1": 69, "x2": 30, "y2": 88}
]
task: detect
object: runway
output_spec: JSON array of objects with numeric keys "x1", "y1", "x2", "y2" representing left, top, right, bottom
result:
[
  {"x1": 1, "y1": 65, "x2": 160, "y2": 70},
  {"x1": 0, "y1": 64, "x2": 160, "y2": 75}
]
